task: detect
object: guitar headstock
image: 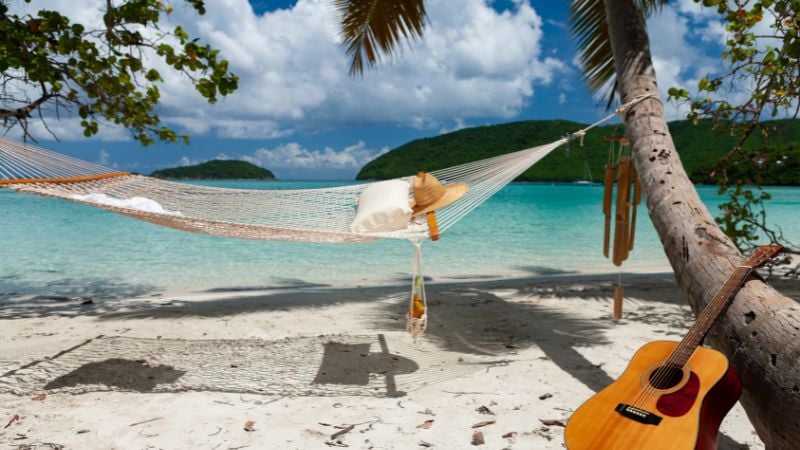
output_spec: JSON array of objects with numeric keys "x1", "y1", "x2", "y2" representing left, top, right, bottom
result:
[{"x1": 742, "y1": 244, "x2": 784, "y2": 268}]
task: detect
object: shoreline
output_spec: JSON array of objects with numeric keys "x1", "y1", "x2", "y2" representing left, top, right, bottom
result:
[{"x1": 2, "y1": 272, "x2": 794, "y2": 448}]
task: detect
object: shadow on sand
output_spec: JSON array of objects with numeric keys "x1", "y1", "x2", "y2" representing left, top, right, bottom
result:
[{"x1": 44, "y1": 358, "x2": 186, "y2": 392}]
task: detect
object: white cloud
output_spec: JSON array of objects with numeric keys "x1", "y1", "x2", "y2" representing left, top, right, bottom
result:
[
  {"x1": 438, "y1": 118, "x2": 467, "y2": 134},
  {"x1": 241, "y1": 141, "x2": 388, "y2": 170},
  {"x1": 175, "y1": 153, "x2": 231, "y2": 168},
  {"x1": 96, "y1": 149, "x2": 119, "y2": 169},
  {"x1": 24, "y1": 117, "x2": 130, "y2": 142},
  {"x1": 12, "y1": 0, "x2": 565, "y2": 140},
  {"x1": 646, "y1": 6, "x2": 721, "y2": 119},
  {"x1": 675, "y1": 0, "x2": 720, "y2": 21}
]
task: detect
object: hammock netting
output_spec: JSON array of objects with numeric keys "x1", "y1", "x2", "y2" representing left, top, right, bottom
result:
[
  {"x1": 0, "y1": 96, "x2": 656, "y2": 245},
  {"x1": 0, "y1": 94, "x2": 658, "y2": 338},
  {"x1": 0, "y1": 136, "x2": 568, "y2": 243}
]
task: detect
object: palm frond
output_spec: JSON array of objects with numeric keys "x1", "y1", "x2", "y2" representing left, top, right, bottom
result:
[
  {"x1": 335, "y1": 0, "x2": 427, "y2": 76},
  {"x1": 568, "y1": 0, "x2": 668, "y2": 96}
]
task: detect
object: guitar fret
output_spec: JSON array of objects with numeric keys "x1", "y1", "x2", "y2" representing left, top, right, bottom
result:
[{"x1": 667, "y1": 250, "x2": 775, "y2": 367}]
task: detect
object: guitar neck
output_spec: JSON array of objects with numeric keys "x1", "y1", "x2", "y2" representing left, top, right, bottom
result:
[{"x1": 668, "y1": 265, "x2": 754, "y2": 368}]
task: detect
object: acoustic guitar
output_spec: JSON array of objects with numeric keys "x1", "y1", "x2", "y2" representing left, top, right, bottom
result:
[{"x1": 565, "y1": 245, "x2": 782, "y2": 450}]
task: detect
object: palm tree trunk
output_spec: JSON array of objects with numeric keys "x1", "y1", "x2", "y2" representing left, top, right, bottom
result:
[{"x1": 603, "y1": 0, "x2": 800, "y2": 447}]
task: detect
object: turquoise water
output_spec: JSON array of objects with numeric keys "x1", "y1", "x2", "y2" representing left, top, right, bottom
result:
[{"x1": 2, "y1": 182, "x2": 799, "y2": 299}]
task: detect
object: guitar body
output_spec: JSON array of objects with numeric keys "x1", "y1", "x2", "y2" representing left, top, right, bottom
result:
[{"x1": 565, "y1": 341, "x2": 742, "y2": 450}]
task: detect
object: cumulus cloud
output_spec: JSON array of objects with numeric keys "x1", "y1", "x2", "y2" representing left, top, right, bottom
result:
[
  {"x1": 14, "y1": 116, "x2": 130, "y2": 143},
  {"x1": 646, "y1": 2, "x2": 784, "y2": 120},
  {"x1": 176, "y1": 153, "x2": 231, "y2": 168},
  {"x1": 12, "y1": 0, "x2": 565, "y2": 140},
  {"x1": 96, "y1": 150, "x2": 119, "y2": 169},
  {"x1": 242, "y1": 141, "x2": 388, "y2": 171},
  {"x1": 646, "y1": 5, "x2": 722, "y2": 119}
]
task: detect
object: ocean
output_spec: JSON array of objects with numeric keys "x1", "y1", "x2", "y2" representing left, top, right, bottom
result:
[{"x1": 2, "y1": 181, "x2": 799, "y2": 300}]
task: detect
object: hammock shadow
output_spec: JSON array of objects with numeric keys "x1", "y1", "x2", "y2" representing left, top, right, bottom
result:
[
  {"x1": 44, "y1": 358, "x2": 186, "y2": 392},
  {"x1": 2, "y1": 334, "x2": 431, "y2": 398},
  {"x1": 312, "y1": 334, "x2": 418, "y2": 398}
]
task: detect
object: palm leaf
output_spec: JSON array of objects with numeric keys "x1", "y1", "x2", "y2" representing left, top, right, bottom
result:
[
  {"x1": 568, "y1": 0, "x2": 669, "y2": 96},
  {"x1": 335, "y1": 0, "x2": 427, "y2": 76}
]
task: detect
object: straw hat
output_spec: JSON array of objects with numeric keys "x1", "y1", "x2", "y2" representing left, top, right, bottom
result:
[{"x1": 411, "y1": 172, "x2": 468, "y2": 218}]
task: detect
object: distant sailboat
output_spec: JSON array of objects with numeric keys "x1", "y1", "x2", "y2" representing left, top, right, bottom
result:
[{"x1": 574, "y1": 161, "x2": 594, "y2": 185}]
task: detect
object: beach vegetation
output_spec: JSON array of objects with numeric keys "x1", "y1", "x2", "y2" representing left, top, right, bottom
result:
[
  {"x1": 666, "y1": 0, "x2": 800, "y2": 260},
  {"x1": 357, "y1": 118, "x2": 800, "y2": 185},
  {"x1": 0, "y1": 0, "x2": 238, "y2": 145},
  {"x1": 151, "y1": 160, "x2": 275, "y2": 180}
]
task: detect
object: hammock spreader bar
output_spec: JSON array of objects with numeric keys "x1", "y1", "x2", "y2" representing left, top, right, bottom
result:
[{"x1": 0, "y1": 171, "x2": 130, "y2": 185}]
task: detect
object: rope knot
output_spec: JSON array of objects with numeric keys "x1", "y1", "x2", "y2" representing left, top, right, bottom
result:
[
  {"x1": 570, "y1": 130, "x2": 586, "y2": 147},
  {"x1": 615, "y1": 93, "x2": 660, "y2": 116}
]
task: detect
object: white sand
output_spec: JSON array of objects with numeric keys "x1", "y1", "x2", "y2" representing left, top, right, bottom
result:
[{"x1": 2, "y1": 272, "x2": 794, "y2": 449}]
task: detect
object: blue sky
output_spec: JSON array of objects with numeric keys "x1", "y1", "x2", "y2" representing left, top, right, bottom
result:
[{"x1": 17, "y1": 0, "x2": 728, "y2": 180}]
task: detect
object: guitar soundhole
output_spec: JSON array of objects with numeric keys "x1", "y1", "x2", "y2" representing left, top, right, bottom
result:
[{"x1": 648, "y1": 365, "x2": 684, "y2": 390}]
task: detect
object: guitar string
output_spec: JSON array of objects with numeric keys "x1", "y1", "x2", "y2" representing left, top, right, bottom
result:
[
  {"x1": 630, "y1": 266, "x2": 747, "y2": 409},
  {"x1": 618, "y1": 262, "x2": 750, "y2": 450},
  {"x1": 632, "y1": 261, "x2": 757, "y2": 410},
  {"x1": 628, "y1": 263, "x2": 752, "y2": 410}
]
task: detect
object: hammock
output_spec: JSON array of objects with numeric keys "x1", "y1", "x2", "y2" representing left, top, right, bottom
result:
[
  {"x1": 0, "y1": 95, "x2": 653, "y2": 336},
  {"x1": 0, "y1": 136, "x2": 566, "y2": 244},
  {"x1": 0, "y1": 93, "x2": 657, "y2": 244}
]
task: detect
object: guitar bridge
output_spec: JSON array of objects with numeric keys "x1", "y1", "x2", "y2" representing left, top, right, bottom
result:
[{"x1": 615, "y1": 403, "x2": 662, "y2": 425}]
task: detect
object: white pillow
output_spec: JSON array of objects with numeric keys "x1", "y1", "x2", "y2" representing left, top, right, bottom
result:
[{"x1": 350, "y1": 180, "x2": 412, "y2": 233}]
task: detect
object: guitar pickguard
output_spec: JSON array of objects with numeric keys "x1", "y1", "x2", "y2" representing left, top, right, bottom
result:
[{"x1": 656, "y1": 371, "x2": 700, "y2": 417}]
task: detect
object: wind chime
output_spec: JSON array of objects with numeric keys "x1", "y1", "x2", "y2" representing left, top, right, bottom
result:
[{"x1": 601, "y1": 135, "x2": 642, "y2": 320}]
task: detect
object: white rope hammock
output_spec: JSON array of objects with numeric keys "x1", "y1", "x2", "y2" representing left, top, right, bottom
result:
[
  {"x1": 0, "y1": 137, "x2": 565, "y2": 243},
  {"x1": 0, "y1": 95, "x2": 655, "y2": 337},
  {"x1": 0, "y1": 95, "x2": 655, "y2": 244}
]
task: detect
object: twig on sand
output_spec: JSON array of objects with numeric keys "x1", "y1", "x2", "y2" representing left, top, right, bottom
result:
[
  {"x1": 208, "y1": 426, "x2": 223, "y2": 436},
  {"x1": 15, "y1": 442, "x2": 64, "y2": 449},
  {"x1": 471, "y1": 419, "x2": 495, "y2": 429},
  {"x1": 4, "y1": 414, "x2": 20, "y2": 429},
  {"x1": 129, "y1": 417, "x2": 162, "y2": 427},
  {"x1": 330, "y1": 424, "x2": 354, "y2": 440},
  {"x1": 442, "y1": 390, "x2": 499, "y2": 398},
  {"x1": 539, "y1": 418, "x2": 566, "y2": 427}
]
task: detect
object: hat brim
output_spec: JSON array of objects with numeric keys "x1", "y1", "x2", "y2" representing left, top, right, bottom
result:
[{"x1": 411, "y1": 182, "x2": 468, "y2": 218}]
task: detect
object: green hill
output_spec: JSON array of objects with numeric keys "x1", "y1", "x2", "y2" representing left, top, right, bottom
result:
[
  {"x1": 151, "y1": 160, "x2": 275, "y2": 180},
  {"x1": 356, "y1": 119, "x2": 800, "y2": 185}
]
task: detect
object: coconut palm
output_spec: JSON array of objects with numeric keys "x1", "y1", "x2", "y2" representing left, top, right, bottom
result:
[{"x1": 335, "y1": 0, "x2": 800, "y2": 447}]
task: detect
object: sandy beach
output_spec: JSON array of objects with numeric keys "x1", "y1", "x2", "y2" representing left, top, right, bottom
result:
[{"x1": 2, "y1": 272, "x2": 797, "y2": 449}]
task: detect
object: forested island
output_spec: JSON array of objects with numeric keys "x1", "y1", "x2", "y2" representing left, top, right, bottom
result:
[
  {"x1": 151, "y1": 160, "x2": 275, "y2": 180},
  {"x1": 357, "y1": 119, "x2": 800, "y2": 185}
]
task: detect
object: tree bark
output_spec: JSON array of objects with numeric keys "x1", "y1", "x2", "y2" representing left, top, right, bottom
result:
[{"x1": 603, "y1": 0, "x2": 800, "y2": 447}]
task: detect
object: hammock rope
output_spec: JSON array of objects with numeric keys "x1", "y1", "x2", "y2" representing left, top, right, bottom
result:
[
  {"x1": 0, "y1": 94, "x2": 657, "y2": 338},
  {"x1": 0, "y1": 94, "x2": 656, "y2": 244}
]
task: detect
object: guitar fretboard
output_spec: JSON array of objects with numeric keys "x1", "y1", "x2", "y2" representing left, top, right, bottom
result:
[{"x1": 667, "y1": 265, "x2": 753, "y2": 368}]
